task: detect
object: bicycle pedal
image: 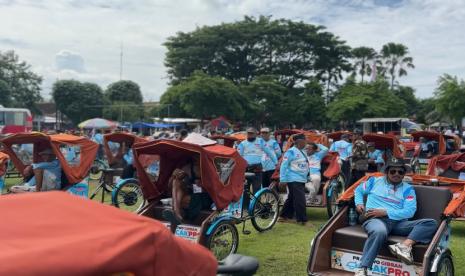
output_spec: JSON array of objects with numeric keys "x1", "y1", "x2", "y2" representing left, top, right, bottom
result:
[{"x1": 242, "y1": 230, "x2": 251, "y2": 235}]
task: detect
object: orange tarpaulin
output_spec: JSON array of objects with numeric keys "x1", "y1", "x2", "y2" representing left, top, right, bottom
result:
[
  {"x1": 0, "y1": 192, "x2": 217, "y2": 275},
  {"x1": 1, "y1": 133, "x2": 98, "y2": 184},
  {"x1": 282, "y1": 131, "x2": 329, "y2": 152},
  {"x1": 133, "y1": 140, "x2": 247, "y2": 209},
  {"x1": 426, "y1": 152, "x2": 465, "y2": 176},
  {"x1": 327, "y1": 131, "x2": 352, "y2": 141},
  {"x1": 210, "y1": 135, "x2": 239, "y2": 148},
  {"x1": 0, "y1": 151, "x2": 9, "y2": 176},
  {"x1": 103, "y1": 132, "x2": 147, "y2": 165},
  {"x1": 337, "y1": 173, "x2": 465, "y2": 218}
]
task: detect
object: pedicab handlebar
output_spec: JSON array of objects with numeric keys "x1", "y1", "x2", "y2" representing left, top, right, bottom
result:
[{"x1": 217, "y1": 254, "x2": 259, "y2": 275}]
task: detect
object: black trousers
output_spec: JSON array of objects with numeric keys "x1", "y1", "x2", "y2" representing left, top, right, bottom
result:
[
  {"x1": 280, "y1": 182, "x2": 307, "y2": 222},
  {"x1": 262, "y1": 170, "x2": 274, "y2": 188},
  {"x1": 341, "y1": 160, "x2": 351, "y2": 188},
  {"x1": 350, "y1": 169, "x2": 366, "y2": 186}
]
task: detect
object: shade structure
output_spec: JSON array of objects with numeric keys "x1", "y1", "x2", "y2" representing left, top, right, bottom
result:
[
  {"x1": 78, "y1": 118, "x2": 119, "y2": 129},
  {"x1": 0, "y1": 192, "x2": 217, "y2": 276}
]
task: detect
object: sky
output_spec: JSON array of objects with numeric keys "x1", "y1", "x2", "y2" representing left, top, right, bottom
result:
[{"x1": 1, "y1": 0, "x2": 464, "y2": 101}]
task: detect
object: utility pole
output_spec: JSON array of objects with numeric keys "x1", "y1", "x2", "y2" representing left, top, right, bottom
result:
[{"x1": 119, "y1": 41, "x2": 123, "y2": 80}]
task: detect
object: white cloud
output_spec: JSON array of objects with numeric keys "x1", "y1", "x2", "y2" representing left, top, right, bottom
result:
[
  {"x1": 55, "y1": 50, "x2": 85, "y2": 72},
  {"x1": 0, "y1": 0, "x2": 464, "y2": 100}
]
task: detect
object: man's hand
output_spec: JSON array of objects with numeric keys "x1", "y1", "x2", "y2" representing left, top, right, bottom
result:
[
  {"x1": 356, "y1": 204, "x2": 365, "y2": 214},
  {"x1": 366, "y1": 209, "x2": 387, "y2": 218}
]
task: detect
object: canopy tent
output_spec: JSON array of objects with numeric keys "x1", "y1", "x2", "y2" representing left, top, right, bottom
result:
[
  {"x1": 209, "y1": 116, "x2": 231, "y2": 129},
  {"x1": 132, "y1": 122, "x2": 180, "y2": 129},
  {"x1": 0, "y1": 192, "x2": 217, "y2": 275}
]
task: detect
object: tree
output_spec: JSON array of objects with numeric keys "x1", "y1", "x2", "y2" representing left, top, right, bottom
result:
[
  {"x1": 434, "y1": 74, "x2": 465, "y2": 126},
  {"x1": 160, "y1": 72, "x2": 246, "y2": 121},
  {"x1": 327, "y1": 80, "x2": 407, "y2": 125},
  {"x1": 105, "y1": 80, "x2": 143, "y2": 104},
  {"x1": 0, "y1": 80, "x2": 12, "y2": 106},
  {"x1": 164, "y1": 16, "x2": 352, "y2": 89},
  {"x1": 52, "y1": 80, "x2": 105, "y2": 125},
  {"x1": 0, "y1": 50, "x2": 42, "y2": 113},
  {"x1": 416, "y1": 98, "x2": 437, "y2": 125},
  {"x1": 392, "y1": 86, "x2": 419, "y2": 117},
  {"x1": 351, "y1": 47, "x2": 378, "y2": 83},
  {"x1": 380, "y1": 43, "x2": 415, "y2": 89}
]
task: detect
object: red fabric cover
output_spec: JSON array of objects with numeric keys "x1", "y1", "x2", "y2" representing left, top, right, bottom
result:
[
  {"x1": 362, "y1": 133, "x2": 404, "y2": 159},
  {"x1": 327, "y1": 131, "x2": 352, "y2": 141},
  {"x1": 426, "y1": 152, "x2": 465, "y2": 176},
  {"x1": 103, "y1": 132, "x2": 147, "y2": 165},
  {"x1": 133, "y1": 140, "x2": 247, "y2": 210},
  {"x1": 1, "y1": 133, "x2": 98, "y2": 184},
  {"x1": 0, "y1": 192, "x2": 217, "y2": 275},
  {"x1": 210, "y1": 135, "x2": 239, "y2": 148}
]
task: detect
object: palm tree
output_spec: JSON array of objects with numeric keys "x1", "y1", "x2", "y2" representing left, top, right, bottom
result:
[
  {"x1": 351, "y1": 47, "x2": 378, "y2": 83},
  {"x1": 380, "y1": 43, "x2": 415, "y2": 89}
]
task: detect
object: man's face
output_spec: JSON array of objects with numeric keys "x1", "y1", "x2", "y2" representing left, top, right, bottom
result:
[
  {"x1": 306, "y1": 144, "x2": 316, "y2": 155},
  {"x1": 261, "y1": 132, "x2": 270, "y2": 140},
  {"x1": 247, "y1": 132, "x2": 256, "y2": 140},
  {"x1": 40, "y1": 153, "x2": 56, "y2": 162},
  {"x1": 296, "y1": 139, "x2": 306, "y2": 149},
  {"x1": 387, "y1": 167, "x2": 405, "y2": 184}
]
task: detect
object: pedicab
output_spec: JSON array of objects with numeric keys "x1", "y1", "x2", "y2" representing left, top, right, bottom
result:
[
  {"x1": 0, "y1": 132, "x2": 98, "y2": 197},
  {"x1": 210, "y1": 134, "x2": 240, "y2": 148},
  {"x1": 363, "y1": 133, "x2": 405, "y2": 172},
  {"x1": 0, "y1": 151, "x2": 9, "y2": 193},
  {"x1": 271, "y1": 132, "x2": 345, "y2": 217},
  {"x1": 409, "y1": 131, "x2": 447, "y2": 174},
  {"x1": 307, "y1": 172, "x2": 463, "y2": 275},
  {"x1": 132, "y1": 139, "x2": 280, "y2": 260},
  {"x1": 426, "y1": 152, "x2": 465, "y2": 180},
  {"x1": 443, "y1": 133, "x2": 462, "y2": 154},
  {"x1": 0, "y1": 192, "x2": 259, "y2": 276},
  {"x1": 274, "y1": 129, "x2": 304, "y2": 149}
]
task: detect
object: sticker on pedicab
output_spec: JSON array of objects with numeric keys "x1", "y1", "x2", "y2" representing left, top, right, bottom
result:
[
  {"x1": 331, "y1": 249, "x2": 421, "y2": 275},
  {"x1": 305, "y1": 194, "x2": 322, "y2": 205},
  {"x1": 220, "y1": 197, "x2": 243, "y2": 219},
  {"x1": 175, "y1": 225, "x2": 201, "y2": 243},
  {"x1": 214, "y1": 158, "x2": 236, "y2": 185},
  {"x1": 67, "y1": 183, "x2": 89, "y2": 198}
]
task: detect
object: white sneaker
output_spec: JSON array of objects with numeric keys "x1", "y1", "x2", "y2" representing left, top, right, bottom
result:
[
  {"x1": 354, "y1": 267, "x2": 367, "y2": 276},
  {"x1": 388, "y1": 242, "x2": 414, "y2": 265}
]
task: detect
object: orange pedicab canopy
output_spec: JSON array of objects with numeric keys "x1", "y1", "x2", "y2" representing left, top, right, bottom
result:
[
  {"x1": 103, "y1": 132, "x2": 147, "y2": 165},
  {"x1": 1, "y1": 133, "x2": 98, "y2": 185},
  {"x1": 0, "y1": 151, "x2": 9, "y2": 176},
  {"x1": 0, "y1": 192, "x2": 217, "y2": 276},
  {"x1": 133, "y1": 139, "x2": 247, "y2": 210},
  {"x1": 426, "y1": 152, "x2": 465, "y2": 176},
  {"x1": 411, "y1": 131, "x2": 447, "y2": 155}
]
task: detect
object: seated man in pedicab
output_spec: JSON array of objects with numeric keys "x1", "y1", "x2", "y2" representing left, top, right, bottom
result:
[
  {"x1": 305, "y1": 141, "x2": 328, "y2": 201},
  {"x1": 419, "y1": 137, "x2": 434, "y2": 158},
  {"x1": 162, "y1": 156, "x2": 213, "y2": 228},
  {"x1": 353, "y1": 158, "x2": 438, "y2": 276},
  {"x1": 367, "y1": 142, "x2": 384, "y2": 172},
  {"x1": 121, "y1": 142, "x2": 136, "y2": 179},
  {"x1": 10, "y1": 148, "x2": 62, "y2": 193}
]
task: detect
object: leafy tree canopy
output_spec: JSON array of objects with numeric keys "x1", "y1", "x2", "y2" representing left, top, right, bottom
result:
[
  {"x1": 105, "y1": 80, "x2": 143, "y2": 104},
  {"x1": 434, "y1": 74, "x2": 465, "y2": 125}
]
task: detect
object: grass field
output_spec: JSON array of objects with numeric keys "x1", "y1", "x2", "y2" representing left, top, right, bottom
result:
[{"x1": 3, "y1": 177, "x2": 465, "y2": 275}]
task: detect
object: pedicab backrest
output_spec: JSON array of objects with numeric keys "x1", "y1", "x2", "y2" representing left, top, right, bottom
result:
[
  {"x1": 363, "y1": 133, "x2": 404, "y2": 159},
  {"x1": 132, "y1": 139, "x2": 247, "y2": 210},
  {"x1": 411, "y1": 131, "x2": 446, "y2": 155},
  {"x1": 210, "y1": 135, "x2": 239, "y2": 148},
  {"x1": 0, "y1": 133, "x2": 98, "y2": 185},
  {"x1": 103, "y1": 132, "x2": 146, "y2": 165}
]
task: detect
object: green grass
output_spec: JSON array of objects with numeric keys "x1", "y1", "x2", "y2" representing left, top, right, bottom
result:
[{"x1": 3, "y1": 177, "x2": 465, "y2": 275}]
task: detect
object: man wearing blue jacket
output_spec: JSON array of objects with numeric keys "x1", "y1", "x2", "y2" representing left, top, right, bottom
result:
[
  {"x1": 260, "y1": 127, "x2": 282, "y2": 188},
  {"x1": 329, "y1": 134, "x2": 352, "y2": 184},
  {"x1": 367, "y1": 142, "x2": 384, "y2": 172},
  {"x1": 353, "y1": 159, "x2": 437, "y2": 276},
  {"x1": 279, "y1": 133, "x2": 309, "y2": 225}
]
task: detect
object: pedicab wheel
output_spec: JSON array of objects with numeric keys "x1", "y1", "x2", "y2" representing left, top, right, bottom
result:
[
  {"x1": 326, "y1": 175, "x2": 345, "y2": 218},
  {"x1": 90, "y1": 160, "x2": 105, "y2": 180},
  {"x1": 250, "y1": 189, "x2": 279, "y2": 232},
  {"x1": 206, "y1": 221, "x2": 239, "y2": 261},
  {"x1": 432, "y1": 253, "x2": 454, "y2": 276},
  {"x1": 410, "y1": 158, "x2": 420, "y2": 174},
  {"x1": 112, "y1": 179, "x2": 145, "y2": 213}
]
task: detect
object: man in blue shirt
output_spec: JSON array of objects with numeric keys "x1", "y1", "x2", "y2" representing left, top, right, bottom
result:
[
  {"x1": 260, "y1": 127, "x2": 282, "y2": 188},
  {"x1": 33, "y1": 148, "x2": 62, "y2": 192},
  {"x1": 329, "y1": 134, "x2": 352, "y2": 184},
  {"x1": 367, "y1": 142, "x2": 384, "y2": 172},
  {"x1": 237, "y1": 127, "x2": 277, "y2": 194},
  {"x1": 353, "y1": 159, "x2": 437, "y2": 276},
  {"x1": 279, "y1": 133, "x2": 310, "y2": 225},
  {"x1": 305, "y1": 142, "x2": 328, "y2": 201}
]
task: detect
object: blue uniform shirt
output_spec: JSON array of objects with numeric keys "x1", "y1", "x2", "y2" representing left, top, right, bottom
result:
[
  {"x1": 262, "y1": 139, "x2": 282, "y2": 172},
  {"x1": 355, "y1": 176, "x2": 416, "y2": 221},
  {"x1": 92, "y1": 133, "x2": 104, "y2": 145},
  {"x1": 307, "y1": 144, "x2": 328, "y2": 175},
  {"x1": 123, "y1": 149, "x2": 134, "y2": 165},
  {"x1": 279, "y1": 146, "x2": 309, "y2": 183},
  {"x1": 330, "y1": 140, "x2": 352, "y2": 161},
  {"x1": 238, "y1": 138, "x2": 277, "y2": 166},
  {"x1": 32, "y1": 159, "x2": 62, "y2": 191},
  {"x1": 368, "y1": 149, "x2": 384, "y2": 165}
]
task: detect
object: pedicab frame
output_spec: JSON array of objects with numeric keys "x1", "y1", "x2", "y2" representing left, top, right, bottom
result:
[
  {"x1": 132, "y1": 139, "x2": 280, "y2": 260},
  {"x1": 0, "y1": 132, "x2": 98, "y2": 197},
  {"x1": 307, "y1": 172, "x2": 464, "y2": 275},
  {"x1": 409, "y1": 131, "x2": 447, "y2": 174}
]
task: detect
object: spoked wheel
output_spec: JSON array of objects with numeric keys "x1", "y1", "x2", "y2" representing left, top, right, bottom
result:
[
  {"x1": 250, "y1": 189, "x2": 279, "y2": 232},
  {"x1": 410, "y1": 158, "x2": 420, "y2": 174},
  {"x1": 206, "y1": 221, "x2": 238, "y2": 261},
  {"x1": 432, "y1": 253, "x2": 454, "y2": 276},
  {"x1": 112, "y1": 180, "x2": 145, "y2": 213},
  {"x1": 326, "y1": 175, "x2": 345, "y2": 218},
  {"x1": 90, "y1": 159, "x2": 106, "y2": 180}
]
